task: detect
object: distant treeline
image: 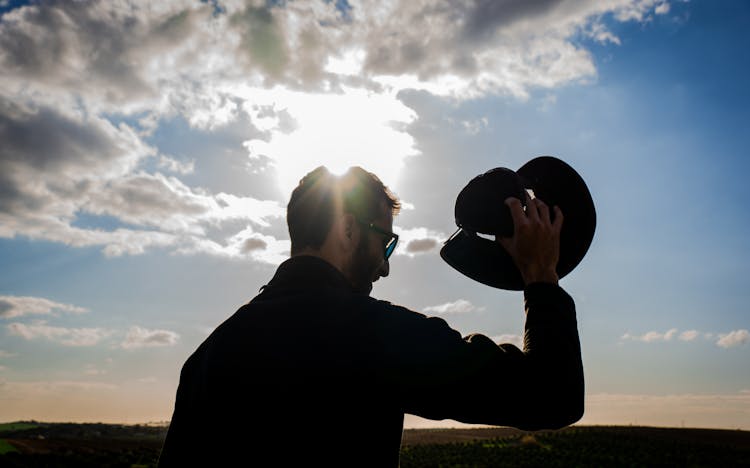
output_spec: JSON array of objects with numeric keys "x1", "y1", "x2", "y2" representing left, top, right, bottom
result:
[
  {"x1": 0, "y1": 421, "x2": 168, "y2": 440},
  {"x1": 1, "y1": 423, "x2": 749, "y2": 467}
]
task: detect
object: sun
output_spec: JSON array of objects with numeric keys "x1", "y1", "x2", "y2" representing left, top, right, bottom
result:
[{"x1": 240, "y1": 85, "x2": 419, "y2": 198}]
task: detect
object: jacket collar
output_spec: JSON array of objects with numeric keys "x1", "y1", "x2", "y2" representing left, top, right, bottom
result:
[{"x1": 260, "y1": 255, "x2": 355, "y2": 294}]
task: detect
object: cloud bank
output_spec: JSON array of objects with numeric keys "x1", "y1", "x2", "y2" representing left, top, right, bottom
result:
[
  {"x1": 621, "y1": 328, "x2": 749, "y2": 348},
  {"x1": 2, "y1": 295, "x2": 180, "y2": 349},
  {"x1": 121, "y1": 326, "x2": 180, "y2": 349},
  {"x1": 0, "y1": 295, "x2": 87, "y2": 319},
  {"x1": 716, "y1": 329, "x2": 749, "y2": 349},
  {"x1": 0, "y1": 0, "x2": 672, "y2": 261},
  {"x1": 423, "y1": 299, "x2": 484, "y2": 315},
  {"x1": 6, "y1": 321, "x2": 112, "y2": 347}
]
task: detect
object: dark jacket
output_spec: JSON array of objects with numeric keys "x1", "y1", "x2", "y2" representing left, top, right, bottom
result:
[{"x1": 158, "y1": 255, "x2": 583, "y2": 467}]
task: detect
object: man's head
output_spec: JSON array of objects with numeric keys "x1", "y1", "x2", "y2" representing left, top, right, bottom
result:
[{"x1": 287, "y1": 166, "x2": 401, "y2": 294}]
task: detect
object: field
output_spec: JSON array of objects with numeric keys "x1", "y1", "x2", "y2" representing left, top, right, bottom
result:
[
  {"x1": 400, "y1": 426, "x2": 750, "y2": 467},
  {"x1": 0, "y1": 422, "x2": 748, "y2": 467},
  {"x1": 0, "y1": 424, "x2": 40, "y2": 433},
  {"x1": 0, "y1": 439, "x2": 20, "y2": 455}
]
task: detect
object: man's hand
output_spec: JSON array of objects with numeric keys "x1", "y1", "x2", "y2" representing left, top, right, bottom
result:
[{"x1": 497, "y1": 195, "x2": 563, "y2": 285}]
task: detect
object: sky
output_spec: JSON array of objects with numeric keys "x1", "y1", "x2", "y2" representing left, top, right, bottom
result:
[{"x1": 0, "y1": 0, "x2": 749, "y2": 429}]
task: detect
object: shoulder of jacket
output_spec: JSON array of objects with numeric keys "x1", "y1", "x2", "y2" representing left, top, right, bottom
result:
[{"x1": 358, "y1": 297, "x2": 438, "y2": 326}]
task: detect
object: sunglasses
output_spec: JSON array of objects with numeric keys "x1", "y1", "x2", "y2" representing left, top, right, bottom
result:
[{"x1": 358, "y1": 221, "x2": 399, "y2": 260}]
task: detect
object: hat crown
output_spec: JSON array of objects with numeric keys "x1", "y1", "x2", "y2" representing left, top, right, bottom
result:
[
  {"x1": 441, "y1": 156, "x2": 596, "y2": 290},
  {"x1": 455, "y1": 167, "x2": 526, "y2": 237}
]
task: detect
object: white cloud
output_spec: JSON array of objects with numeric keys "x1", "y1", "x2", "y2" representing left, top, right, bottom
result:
[
  {"x1": 441, "y1": 116, "x2": 491, "y2": 135},
  {"x1": 679, "y1": 330, "x2": 699, "y2": 341},
  {"x1": 210, "y1": 193, "x2": 285, "y2": 228},
  {"x1": 461, "y1": 117, "x2": 489, "y2": 135},
  {"x1": 716, "y1": 329, "x2": 749, "y2": 349},
  {"x1": 156, "y1": 155, "x2": 195, "y2": 175},
  {"x1": 621, "y1": 328, "x2": 750, "y2": 349},
  {"x1": 615, "y1": 0, "x2": 670, "y2": 22},
  {"x1": 405, "y1": 238, "x2": 440, "y2": 254},
  {"x1": 621, "y1": 328, "x2": 679, "y2": 342},
  {"x1": 586, "y1": 21, "x2": 622, "y2": 45},
  {"x1": 0, "y1": 295, "x2": 87, "y2": 319},
  {"x1": 121, "y1": 326, "x2": 179, "y2": 349},
  {"x1": 6, "y1": 321, "x2": 112, "y2": 346},
  {"x1": 424, "y1": 299, "x2": 484, "y2": 315},
  {"x1": 395, "y1": 226, "x2": 448, "y2": 256},
  {"x1": 655, "y1": 2, "x2": 671, "y2": 15},
  {"x1": 79, "y1": 229, "x2": 177, "y2": 258},
  {"x1": 176, "y1": 225, "x2": 290, "y2": 265},
  {"x1": 84, "y1": 172, "x2": 220, "y2": 233}
]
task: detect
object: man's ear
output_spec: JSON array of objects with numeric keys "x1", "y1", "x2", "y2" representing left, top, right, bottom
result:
[{"x1": 341, "y1": 212, "x2": 358, "y2": 250}]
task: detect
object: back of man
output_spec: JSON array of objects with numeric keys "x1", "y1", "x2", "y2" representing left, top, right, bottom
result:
[
  {"x1": 158, "y1": 166, "x2": 583, "y2": 467},
  {"x1": 159, "y1": 257, "x2": 409, "y2": 466}
]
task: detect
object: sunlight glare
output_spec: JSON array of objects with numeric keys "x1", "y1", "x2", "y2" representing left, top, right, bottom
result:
[
  {"x1": 324, "y1": 48, "x2": 365, "y2": 76},
  {"x1": 325, "y1": 165, "x2": 349, "y2": 176},
  {"x1": 239, "y1": 85, "x2": 418, "y2": 197}
]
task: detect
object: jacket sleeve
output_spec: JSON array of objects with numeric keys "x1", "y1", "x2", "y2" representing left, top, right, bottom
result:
[{"x1": 374, "y1": 283, "x2": 583, "y2": 431}]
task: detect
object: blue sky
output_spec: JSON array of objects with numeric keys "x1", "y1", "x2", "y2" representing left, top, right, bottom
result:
[{"x1": 0, "y1": 0, "x2": 748, "y2": 428}]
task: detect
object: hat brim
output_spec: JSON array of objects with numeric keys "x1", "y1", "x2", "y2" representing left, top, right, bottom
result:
[
  {"x1": 440, "y1": 229, "x2": 525, "y2": 290},
  {"x1": 440, "y1": 156, "x2": 596, "y2": 290}
]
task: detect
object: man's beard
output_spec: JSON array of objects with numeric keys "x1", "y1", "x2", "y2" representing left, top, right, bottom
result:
[{"x1": 349, "y1": 234, "x2": 375, "y2": 295}]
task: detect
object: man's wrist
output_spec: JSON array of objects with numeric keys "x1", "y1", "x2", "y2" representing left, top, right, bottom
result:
[{"x1": 521, "y1": 267, "x2": 559, "y2": 285}]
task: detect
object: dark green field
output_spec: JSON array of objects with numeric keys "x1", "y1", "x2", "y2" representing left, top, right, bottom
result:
[
  {"x1": 0, "y1": 423, "x2": 40, "y2": 433},
  {"x1": 0, "y1": 438, "x2": 20, "y2": 455},
  {"x1": 0, "y1": 422, "x2": 748, "y2": 467},
  {"x1": 400, "y1": 426, "x2": 750, "y2": 467}
]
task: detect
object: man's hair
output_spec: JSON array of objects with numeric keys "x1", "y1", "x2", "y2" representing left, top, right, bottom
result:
[{"x1": 287, "y1": 166, "x2": 400, "y2": 255}]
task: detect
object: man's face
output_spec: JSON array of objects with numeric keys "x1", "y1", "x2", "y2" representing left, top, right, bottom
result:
[{"x1": 348, "y1": 204, "x2": 393, "y2": 295}]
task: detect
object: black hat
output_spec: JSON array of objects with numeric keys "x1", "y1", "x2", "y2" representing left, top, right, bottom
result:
[{"x1": 440, "y1": 156, "x2": 596, "y2": 290}]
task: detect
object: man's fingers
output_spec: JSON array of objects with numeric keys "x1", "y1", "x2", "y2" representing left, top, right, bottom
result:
[
  {"x1": 524, "y1": 193, "x2": 540, "y2": 223},
  {"x1": 552, "y1": 205, "x2": 564, "y2": 233},
  {"x1": 504, "y1": 197, "x2": 526, "y2": 228},
  {"x1": 536, "y1": 198, "x2": 551, "y2": 225}
]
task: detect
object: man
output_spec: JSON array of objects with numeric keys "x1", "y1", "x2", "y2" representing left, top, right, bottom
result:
[{"x1": 158, "y1": 166, "x2": 583, "y2": 467}]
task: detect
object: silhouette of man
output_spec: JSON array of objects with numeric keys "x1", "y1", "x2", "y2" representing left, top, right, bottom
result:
[{"x1": 158, "y1": 166, "x2": 583, "y2": 467}]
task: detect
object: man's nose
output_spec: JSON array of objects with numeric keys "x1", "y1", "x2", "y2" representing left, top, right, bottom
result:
[{"x1": 378, "y1": 259, "x2": 390, "y2": 278}]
